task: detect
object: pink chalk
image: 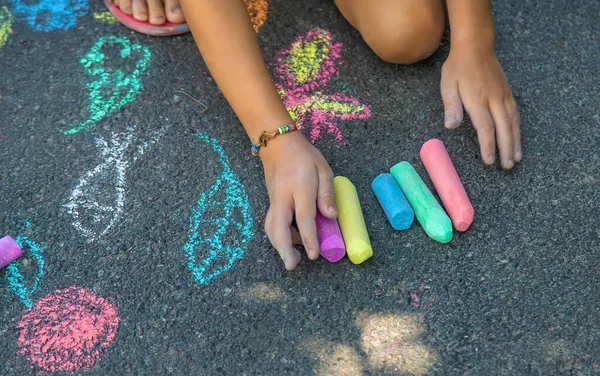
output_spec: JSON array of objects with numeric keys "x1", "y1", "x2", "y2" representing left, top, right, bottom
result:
[
  {"x1": 0, "y1": 235, "x2": 22, "y2": 269},
  {"x1": 420, "y1": 139, "x2": 474, "y2": 232},
  {"x1": 315, "y1": 212, "x2": 346, "y2": 262}
]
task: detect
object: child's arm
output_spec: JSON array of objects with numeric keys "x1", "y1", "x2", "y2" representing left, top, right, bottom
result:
[
  {"x1": 442, "y1": 0, "x2": 522, "y2": 169},
  {"x1": 180, "y1": 0, "x2": 338, "y2": 269}
]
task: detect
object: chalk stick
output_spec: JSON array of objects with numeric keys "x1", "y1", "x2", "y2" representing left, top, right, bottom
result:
[
  {"x1": 372, "y1": 173, "x2": 415, "y2": 230},
  {"x1": 0, "y1": 235, "x2": 22, "y2": 269},
  {"x1": 420, "y1": 139, "x2": 474, "y2": 232},
  {"x1": 390, "y1": 162, "x2": 453, "y2": 244},
  {"x1": 333, "y1": 176, "x2": 373, "y2": 264},
  {"x1": 315, "y1": 212, "x2": 346, "y2": 263}
]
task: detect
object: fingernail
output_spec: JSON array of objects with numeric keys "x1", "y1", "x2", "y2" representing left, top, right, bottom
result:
[
  {"x1": 444, "y1": 114, "x2": 455, "y2": 128},
  {"x1": 486, "y1": 155, "x2": 494, "y2": 165},
  {"x1": 515, "y1": 151, "x2": 522, "y2": 162},
  {"x1": 283, "y1": 258, "x2": 295, "y2": 270},
  {"x1": 328, "y1": 206, "x2": 337, "y2": 216},
  {"x1": 505, "y1": 158, "x2": 514, "y2": 169}
]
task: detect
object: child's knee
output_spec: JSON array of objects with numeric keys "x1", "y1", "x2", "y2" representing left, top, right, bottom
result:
[{"x1": 361, "y1": 5, "x2": 445, "y2": 64}]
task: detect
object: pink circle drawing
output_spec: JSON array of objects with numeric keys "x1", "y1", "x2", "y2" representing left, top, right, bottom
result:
[{"x1": 16, "y1": 286, "x2": 120, "y2": 373}]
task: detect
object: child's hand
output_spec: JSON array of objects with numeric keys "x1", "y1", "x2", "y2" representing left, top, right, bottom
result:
[
  {"x1": 441, "y1": 45, "x2": 522, "y2": 169},
  {"x1": 260, "y1": 132, "x2": 338, "y2": 270}
]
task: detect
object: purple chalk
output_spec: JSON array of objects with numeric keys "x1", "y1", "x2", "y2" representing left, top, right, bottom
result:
[
  {"x1": 315, "y1": 212, "x2": 346, "y2": 263},
  {"x1": 0, "y1": 235, "x2": 22, "y2": 269}
]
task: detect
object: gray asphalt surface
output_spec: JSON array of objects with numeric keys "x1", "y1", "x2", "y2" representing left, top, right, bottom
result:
[{"x1": 1, "y1": 0, "x2": 599, "y2": 374}]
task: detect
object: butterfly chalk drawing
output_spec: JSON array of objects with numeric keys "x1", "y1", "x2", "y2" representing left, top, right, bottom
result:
[
  {"x1": 64, "y1": 36, "x2": 151, "y2": 135},
  {"x1": 4, "y1": 222, "x2": 44, "y2": 308},
  {"x1": 182, "y1": 134, "x2": 254, "y2": 285},
  {"x1": 275, "y1": 29, "x2": 372, "y2": 145},
  {"x1": 9, "y1": 0, "x2": 89, "y2": 32},
  {"x1": 65, "y1": 125, "x2": 169, "y2": 242}
]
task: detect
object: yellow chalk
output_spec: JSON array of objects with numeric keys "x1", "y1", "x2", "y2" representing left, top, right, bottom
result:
[{"x1": 334, "y1": 176, "x2": 373, "y2": 264}]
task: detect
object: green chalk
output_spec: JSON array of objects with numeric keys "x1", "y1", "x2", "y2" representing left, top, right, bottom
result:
[{"x1": 390, "y1": 161, "x2": 453, "y2": 244}]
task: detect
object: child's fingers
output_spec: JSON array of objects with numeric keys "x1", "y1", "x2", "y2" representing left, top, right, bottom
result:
[
  {"x1": 265, "y1": 204, "x2": 301, "y2": 270},
  {"x1": 468, "y1": 104, "x2": 497, "y2": 165},
  {"x1": 294, "y1": 190, "x2": 320, "y2": 261},
  {"x1": 317, "y1": 167, "x2": 337, "y2": 219},
  {"x1": 441, "y1": 78, "x2": 464, "y2": 129},
  {"x1": 490, "y1": 100, "x2": 514, "y2": 169},
  {"x1": 506, "y1": 96, "x2": 522, "y2": 162},
  {"x1": 290, "y1": 226, "x2": 303, "y2": 245}
]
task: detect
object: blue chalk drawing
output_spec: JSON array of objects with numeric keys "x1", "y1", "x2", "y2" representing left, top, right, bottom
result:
[
  {"x1": 64, "y1": 36, "x2": 152, "y2": 135},
  {"x1": 9, "y1": 0, "x2": 89, "y2": 32},
  {"x1": 5, "y1": 222, "x2": 44, "y2": 308},
  {"x1": 182, "y1": 134, "x2": 254, "y2": 285}
]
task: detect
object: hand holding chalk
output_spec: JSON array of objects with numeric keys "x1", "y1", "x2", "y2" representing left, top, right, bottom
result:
[
  {"x1": 0, "y1": 235, "x2": 22, "y2": 269},
  {"x1": 390, "y1": 162, "x2": 453, "y2": 243},
  {"x1": 334, "y1": 176, "x2": 373, "y2": 264},
  {"x1": 315, "y1": 212, "x2": 346, "y2": 262},
  {"x1": 420, "y1": 139, "x2": 474, "y2": 231}
]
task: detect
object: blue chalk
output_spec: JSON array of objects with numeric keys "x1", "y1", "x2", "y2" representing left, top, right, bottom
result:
[{"x1": 372, "y1": 173, "x2": 414, "y2": 230}]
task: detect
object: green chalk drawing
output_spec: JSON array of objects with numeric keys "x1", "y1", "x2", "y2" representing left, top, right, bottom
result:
[
  {"x1": 5, "y1": 222, "x2": 45, "y2": 308},
  {"x1": 64, "y1": 36, "x2": 151, "y2": 135}
]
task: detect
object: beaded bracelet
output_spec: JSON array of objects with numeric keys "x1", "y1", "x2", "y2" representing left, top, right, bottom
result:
[{"x1": 251, "y1": 123, "x2": 303, "y2": 156}]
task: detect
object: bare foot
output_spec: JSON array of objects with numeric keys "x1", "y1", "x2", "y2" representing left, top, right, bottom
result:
[{"x1": 112, "y1": 0, "x2": 186, "y2": 25}]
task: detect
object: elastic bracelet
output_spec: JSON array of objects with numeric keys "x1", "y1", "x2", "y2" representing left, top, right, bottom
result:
[{"x1": 251, "y1": 123, "x2": 303, "y2": 156}]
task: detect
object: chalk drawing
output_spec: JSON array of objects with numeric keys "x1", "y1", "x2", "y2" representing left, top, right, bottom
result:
[
  {"x1": 9, "y1": 0, "x2": 88, "y2": 32},
  {"x1": 0, "y1": 6, "x2": 12, "y2": 49},
  {"x1": 93, "y1": 11, "x2": 118, "y2": 25},
  {"x1": 65, "y1": 125, "x2": 170, "y2": 242},
  {"x1": 17, "y1": 286, "x2": 120, "y2": 373},
  {"x1": 182, "y1": 134, "x2": 254, "y2": 285},
  {"x1": 275, "y1": 29, "x2": 371, "y2": 145},
  {"x1": 244, "y1": 0, "x2": 268, "y2": 32},
  {"x1": 5, "y1": 222, "x2": 44, "y2": 308},
  {"x1": 64, "y1": 36, "x2": 151, "y2": 135}
]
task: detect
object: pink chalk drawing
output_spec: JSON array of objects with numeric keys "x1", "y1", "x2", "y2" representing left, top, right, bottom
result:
[
  {"x1": 275, "y1": 28, "x2": 371, "y2": 145},
  {"x1": 16, "y1": 286, "x2": 120, "y2": 373}
]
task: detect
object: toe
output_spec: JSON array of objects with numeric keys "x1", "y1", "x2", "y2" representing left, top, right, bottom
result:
[
  {"x1": 165, "y1": 0, "x2": 185, "y2": 23},
  {"x1": 147, "y1": 0, "x2": 166, "y2": 25},
  {"x1": 119, "y1": 0, "x2": 133, "y2": 14},
  {"x1": 131, "y1": 0, "x2": 149, "y2": 21}
]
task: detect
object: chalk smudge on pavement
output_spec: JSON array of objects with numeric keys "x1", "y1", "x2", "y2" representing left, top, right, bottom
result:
[{"x1": 9, "y1": 0, "x2": 88, "y2": 32}]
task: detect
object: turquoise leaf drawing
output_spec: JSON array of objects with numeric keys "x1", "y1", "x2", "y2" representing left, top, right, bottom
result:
[
  {"x1": 182, "y1": 134, "x2": 254, "y2": 285},
  {"x1": 5, "y1": 222, "x2": 44, "y2": 308},
  {"x1": 64, "y1": 36, "x2": 151, "y2": 135}
]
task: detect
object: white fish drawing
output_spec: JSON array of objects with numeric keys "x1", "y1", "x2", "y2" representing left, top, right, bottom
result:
[{"x1": 65, "y1": 125, "x2": 169, "y2": 242}]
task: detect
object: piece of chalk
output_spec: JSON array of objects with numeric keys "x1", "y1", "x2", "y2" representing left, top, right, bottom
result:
[
  {"x1": 371, "y1": 173, "x2": 415, "y2": 230},
  {"x1": 0, "y1": 235, "x2": 22, "y2": 269},
  {"x1": 333, "y1": 176, "x2": 373, "y2": 264},
  {"x1": 315, "y1": 212, "x2": 346, "y2": 262},
  {"x1": 420, "y1": 139, "x2": 474, "y2": 232},
  {"x1": 390, "y1": 162, "x2": 453, "y2": 244}
]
